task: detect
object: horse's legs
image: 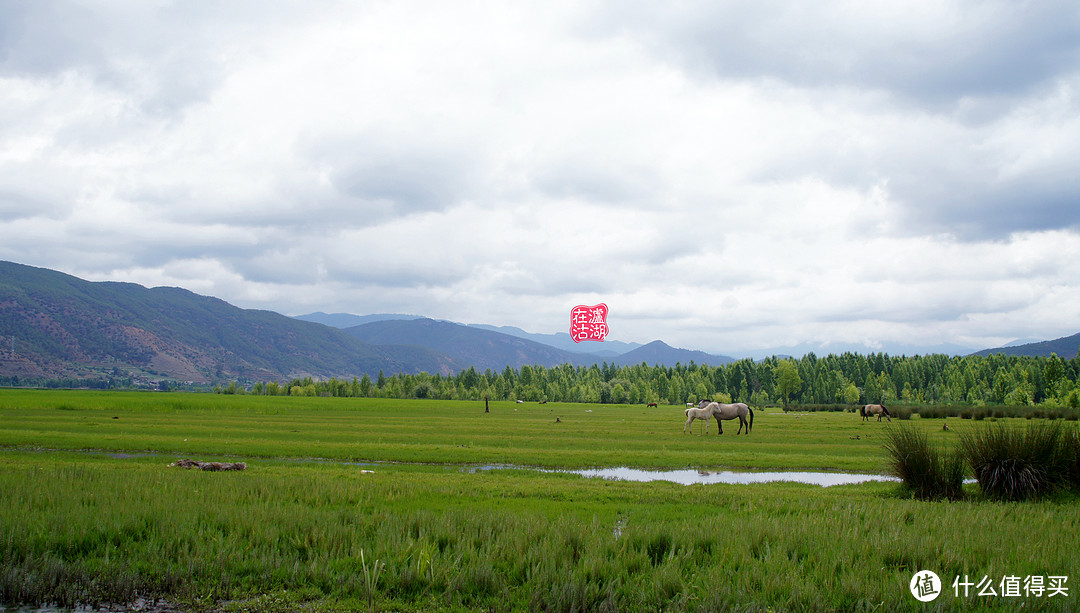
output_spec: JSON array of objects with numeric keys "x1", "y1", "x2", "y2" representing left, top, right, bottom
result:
[{"x1": 737, "y1": 416, "x2": 745, "y2": 435}]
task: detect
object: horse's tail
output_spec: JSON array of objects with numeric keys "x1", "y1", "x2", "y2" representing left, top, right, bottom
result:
[
  {"x1": 859, "y1": 406, "x2": 866, "y2": 418},
  {"x1": 748, "y1": 407, "x2": 754, "y2": 433},
  {"x1": 684, "y1": 408, "x2": 691, "y2": 417}
]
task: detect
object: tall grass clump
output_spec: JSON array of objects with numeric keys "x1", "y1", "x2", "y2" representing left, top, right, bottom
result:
[
  {"x1": 888, "y1": 405, "x2": 913, "y2": 420},
  {"x1": 1067, "y1": 427, "x2": 1080, "y2": 491},
  {"x1": 961, "y1": 422, "x2": 1075, "y2": 501},
  {"x1": 882, "y1": 424, "x2": 964, "y2": 500}
]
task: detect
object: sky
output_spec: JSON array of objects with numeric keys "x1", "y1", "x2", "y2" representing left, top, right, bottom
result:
[{"x1": 2, "y1": 1, "x2": 1080, "y2": 357}]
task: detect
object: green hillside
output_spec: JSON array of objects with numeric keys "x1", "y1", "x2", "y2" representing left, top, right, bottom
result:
[
  {"x1": 971, "y1": 333, "x2": 1080, "y2": 359},
  {"x1": 0, "y1": 261, "x2": 456, "y2": 385}
]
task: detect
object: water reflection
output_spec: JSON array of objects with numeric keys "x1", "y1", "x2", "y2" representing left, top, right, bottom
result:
[{"x1": 568, "y1": 467, "x2": 899, "y2": 487}]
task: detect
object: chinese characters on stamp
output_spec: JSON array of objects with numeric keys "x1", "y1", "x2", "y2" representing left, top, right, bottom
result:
[{"x1": 570, "y1": 304, "x2": 608, "y2": 343}]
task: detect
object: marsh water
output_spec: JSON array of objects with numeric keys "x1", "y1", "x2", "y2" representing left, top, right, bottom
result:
[
  {"x1": 4, "y1": 448, "x2": 900, "y2": 487},
  {"x1": 470, "y1": 464, "x2": 899, "y2": 487},
  {"x1": 568, "y1": 466, "x2": 898, "y2": 486}
]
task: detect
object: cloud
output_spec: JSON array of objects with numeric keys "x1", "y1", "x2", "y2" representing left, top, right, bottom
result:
[
  {"x1": 590, "y1": 1, "x2": 1080, "y2": 104},
  {"x1": 2, "y1": 1, "x2": 1080, "y2": 356}
]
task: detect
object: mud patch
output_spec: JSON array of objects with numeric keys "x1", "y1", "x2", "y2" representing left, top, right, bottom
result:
[{"x1": 168, "y1": 458, "x2": 246, "y2": 471}]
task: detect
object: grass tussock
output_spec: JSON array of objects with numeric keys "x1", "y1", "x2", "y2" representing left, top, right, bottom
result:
[
  {"x1": 1067, "y1": 427, "x2": 1080, "y2": 491},
  {"x1": 960, "y1": 421, "x2": 1077, "y2": 501},
  {"x1": 882, "y1": 425, "x2": 964, "y2": 500},
  {"x1": 885, "y1": 420, "x2": 1080, "y2": 502}
]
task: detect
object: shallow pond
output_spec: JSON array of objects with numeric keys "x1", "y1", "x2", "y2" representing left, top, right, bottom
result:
[
  {"x1": 470, "y1": 464, "x2": 899, "y2": 487},
  {"x1": 568, "y1": 467, "x2": 898, "y2": 486}
]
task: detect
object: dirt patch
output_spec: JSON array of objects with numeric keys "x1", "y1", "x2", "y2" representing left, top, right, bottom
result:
[{"x1": 168, "y1": 458, "x2": 247, "y2": 471}]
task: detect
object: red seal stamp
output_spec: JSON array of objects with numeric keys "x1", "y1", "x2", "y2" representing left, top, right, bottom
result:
[{"x1": 570, "y1": 304, "x2": 609, "y2": 342}]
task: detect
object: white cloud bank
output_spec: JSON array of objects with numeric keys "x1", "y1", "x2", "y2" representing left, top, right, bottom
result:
[{"x1": 2, "y1": 1, "x2": 1079, "y2": 355}]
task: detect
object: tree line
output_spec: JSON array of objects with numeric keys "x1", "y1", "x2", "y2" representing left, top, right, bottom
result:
[{"x1": 229, "y1": 351, "x2": 1080, "y2": 409}]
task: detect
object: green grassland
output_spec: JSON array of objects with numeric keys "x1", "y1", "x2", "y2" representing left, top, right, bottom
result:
[
  {"x1": 0, "y1": 390, "x2": 922, "y2": 471},
  {"x1": 1, "y1": 389, "x2": 1078, "y2": 612}
]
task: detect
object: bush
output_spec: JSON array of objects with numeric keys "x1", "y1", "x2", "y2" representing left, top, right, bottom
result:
[
  {"x1": 912, "y1": 405, "x2": 1080, "y2": 420},
  {"x1": 882, "y1": 425, "x2": 964, "y2": 500},
  {"x1": 799, "y1": 404, "x2": 852, "y2": 413},
  {"x1": 914, "y1": 406, "x2": 949, "y2": 419},
  {"x1": 960, "y1": 422, "x2": 1073, "y2": 501},
  {"x1": 889, "y1": 405, "x2": 913, "y2": 420}
]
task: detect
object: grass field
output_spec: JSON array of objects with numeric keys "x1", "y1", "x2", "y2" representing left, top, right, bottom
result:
[{"x1": 1, "y1": 389, "x2": 1078, "y2": 612}]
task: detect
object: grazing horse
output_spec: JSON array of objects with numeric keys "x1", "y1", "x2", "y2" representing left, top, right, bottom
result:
[
  {"x1": 647, "y1": 402, "x2": 658, "y2": 407},
  {"x1": 861, "y1": 404, "x2": 892, "y2": 422},
  {"x1": 699, "y1": 400, "x2": 754, "y2": 434},
  {"x1": 683, "y1": 406, "x2": 714, "y2": 434}
]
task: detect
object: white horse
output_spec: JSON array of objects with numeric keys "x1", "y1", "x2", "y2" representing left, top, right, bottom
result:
[
  {"x1": 698, "y1": 400, "x2": 755, "y2": 435},
  {"x1": 683, "y1": 406, "x2": 713, "y2": 434}
]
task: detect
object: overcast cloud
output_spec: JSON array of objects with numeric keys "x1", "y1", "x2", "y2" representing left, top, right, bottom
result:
[{"x1": 2, "y1": 0, "x2": 1080, "y2": 356}]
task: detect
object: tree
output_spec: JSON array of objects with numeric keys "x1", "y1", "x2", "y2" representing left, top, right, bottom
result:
[
  {"x1": 413, "y1": 382, "x2": 433, "y2": 399},
  {"x1": 775, "y1": 360, "x2": 803, "y2": 408},
  {"x1": 1045, "y1": 353, "x2": 1066, "y2": 399},
  {"x1": 877, "y1": 371, "x2": 895, "y2": 402},
  {"x1": 842, "y1": 382, "x2": 861, "y2": 405}
]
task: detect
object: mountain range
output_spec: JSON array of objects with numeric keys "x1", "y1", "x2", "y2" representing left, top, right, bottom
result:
[
  {"x1": 296, "y1": 312, "x2": 644, "y2": 356},
  {"x1": 1, "y1": 260, "x2": 1075, "y2": 386},
  {"x1": 0, "y1": 261, "x2": 732, "y2": 384},
  {"x1": 969, "y1": 332, "x2": 1080, "y2": 360},
  {"x1": 0, "y1": 261, "x2": 456, "y2": 383}
]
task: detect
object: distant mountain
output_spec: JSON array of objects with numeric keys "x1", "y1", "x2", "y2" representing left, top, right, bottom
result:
[
  {"x1": 1003, "y1": 337, "x2": 1044, "y2": 348},
  {"x1": 467, "y1": 323, "x2": 640, "y2": 356},
  {"x1": 970, "y1": 332, "x2": 1080, "y2": 359},
  {"x1": 21, "y1": 260, "x2": 1033, "y2": 389},
  {"x1": 737, "y1": 341, "x2": 977, "y2": 360},
  {"x1": 294, "y1": 312, "x2": 421, "y2": 328},
  {"x1": 344, "y1": 318, "x2": 599, "y2": 371},
  {"x1": 613, "y1": 340, "x2": 735, "y2": 367},
  {"x1": 0, "y1": 261, "x2": 455, "y2": 383}
]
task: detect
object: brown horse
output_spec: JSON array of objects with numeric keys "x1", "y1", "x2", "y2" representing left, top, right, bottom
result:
[
  {"x1": 698, "y1": 400, "x2": 754, "y2": 434},
  {"x1": 861, "y1": 404, "x2": 892, "y2": 422}
]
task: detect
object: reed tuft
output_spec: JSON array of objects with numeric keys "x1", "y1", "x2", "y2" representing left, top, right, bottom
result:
[
  {"x1": 960, "y1": 422, "x2": 1074, "y2": 501},
  {"x1": 882, "y1": 424, "x2": 964, "y2": 500}
]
